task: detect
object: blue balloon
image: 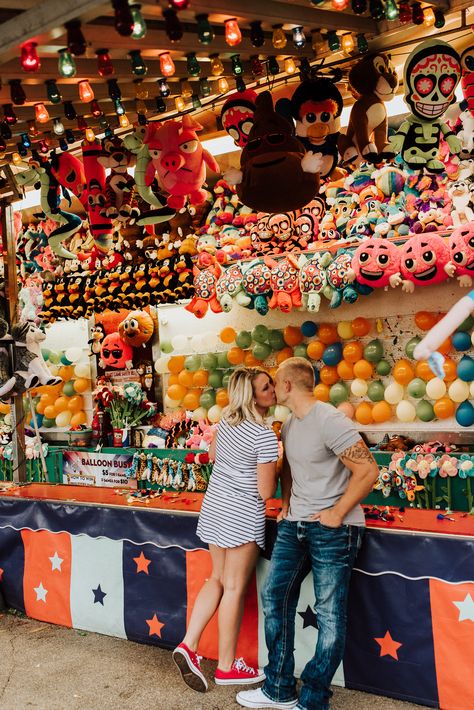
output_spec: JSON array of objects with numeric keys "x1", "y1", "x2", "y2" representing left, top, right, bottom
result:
[
  {"x1": 60, "y1": 353, "x2": 72, "y2": 365},
  {"x1": 301, "y1": 321, "x2": 317, "y2": 337},
  {"x1": 456, "y1": 400, "x2": 474, "y2": 428},
  {"x1": 457, "y1": 355, "x2": 474, "y2": 382},
  {"x1": 322, "y1": 342, "x2": 343, "y2": 366},
  {"x1": 452, "y1": 331, "x2": 472, "y2": 352}
]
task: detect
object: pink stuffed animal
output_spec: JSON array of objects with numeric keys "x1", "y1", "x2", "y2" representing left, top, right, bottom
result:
[
  {"x1": 352, "y1": 239, "x2": 402, "y2": 289},
  {"x1": 143, "y1": 116, "x2": 220, "y2": 210},
  {"x1": 398, "y1": 234, "x2": 455, "y2": 292},
  {"x1": 449, "y1": 223, "x2": 474, "y2": 287}
]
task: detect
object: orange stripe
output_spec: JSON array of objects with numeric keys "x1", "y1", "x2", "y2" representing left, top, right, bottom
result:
[
  {"x1": 186, "y1": 550, "x2": 259, "y2": 666},
  {"x1": 22, "y1": 530, "x2": 72, "y2": 627},
  {"x1": 429, "y1": 579, "x2": 474, "y2": 710}
]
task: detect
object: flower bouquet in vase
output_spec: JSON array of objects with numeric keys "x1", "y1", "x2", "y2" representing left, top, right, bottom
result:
[{"x1": 93, "y1": 380, "x2": 156, "y2": 448}]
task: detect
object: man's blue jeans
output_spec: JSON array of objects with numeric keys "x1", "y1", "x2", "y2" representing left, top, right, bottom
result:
[{"x1": 261, "y1": 519, "x2": 364, "y2": 710}]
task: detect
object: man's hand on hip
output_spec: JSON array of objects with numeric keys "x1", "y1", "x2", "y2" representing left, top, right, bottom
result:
[
  {"x1": 277, "y1": 504, "x2": 289, "y2": 523},
  {"x1": 311, "y1": 507, "x2": 344, "y2": 528}
]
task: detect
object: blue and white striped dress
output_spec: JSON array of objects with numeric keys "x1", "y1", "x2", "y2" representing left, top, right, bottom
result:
[{"x1": 196, "y1": 418, "x2": 279, "y2": 550}]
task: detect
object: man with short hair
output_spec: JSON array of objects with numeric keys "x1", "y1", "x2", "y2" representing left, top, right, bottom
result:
[{"x1": 237, "y1": 357, "x2": 379, "y2": 710}]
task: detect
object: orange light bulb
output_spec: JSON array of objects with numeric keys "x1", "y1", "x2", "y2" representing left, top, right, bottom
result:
[
  {"x1": 78, "y1": 80, "x2": 94, "y2": 102},
  {"x1": 34, "y1": 103, "x2": 49, "y2": 123},
  {"x1": 159, "y1": 52, "x2": 175, "y2": 77},
  {"x1": 225, "y1": 18, "x2": 242, "y2": 47}
]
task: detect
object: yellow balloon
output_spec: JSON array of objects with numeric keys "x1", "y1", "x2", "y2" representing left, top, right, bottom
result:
[
  {"x1": 337, "y1": 321, "x2": 354, "y2": 340},
  {"x1": 68, "y1": 395, "x2": 84, "y2": 413},
  {"x1": 70, "y1": 411, "x2": 87, "y2": 427},
  {"x1": 73, "y1": 378, "x2": 90, "y2": 394},
  {"x1": 54, "y1": 396, "x2": 70, "y2": 413}
]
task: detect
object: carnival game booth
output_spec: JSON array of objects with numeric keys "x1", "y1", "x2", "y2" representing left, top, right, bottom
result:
[{"x1": 0, "y1": 0, "x2": 473, "y2": 708}]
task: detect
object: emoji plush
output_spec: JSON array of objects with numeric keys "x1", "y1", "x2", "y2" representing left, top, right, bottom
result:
[
  {"x1": 398, "y1": 233, "x2": 455, "y2": 292},
  {"x1": 118, "y1": 310, "x2": 154, "y2": 347},
  {"x1": 99, "y1": 332, "x2": 133, "y2": 370},
  {"x1": 352, "y1": 239, "x2": 402, "y2": 289}
]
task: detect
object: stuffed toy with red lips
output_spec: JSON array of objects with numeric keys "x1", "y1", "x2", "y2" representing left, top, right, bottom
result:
[
  {"x1": 224, "y1": 91, "x2": 320, "y2": 214},
  {"x1": 398, "y1": 233, "x2": 455, "y2": 292},
  {"x1": 352, "y1": 239, "x2": 402, "y2": 289},
  {"x1": 221, "y1": 90, "x2": 258, "y2": 148},
  {"x1": 99, "y1": 332, "x2": 133, "y2": 370}
]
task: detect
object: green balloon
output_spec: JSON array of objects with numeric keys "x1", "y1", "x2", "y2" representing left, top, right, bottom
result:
[
  {"x1": 48, "y1": 351, "x2": 61, "y2": 365},
  {"x1": 42, "y1": 417, "x2": 55, "y2": 428},
  {"x1": 62, "y1": 381, "x2": 75, "y2": 396},
  {"x1": 457, "y1": 315, "x2": 474, "y2": 332},
  {"x1": 367, "y1": 380, "x2": 385, "y2": 402},
  {"x1": 160, "y1": 340, "x2": 173, "y2": 354},
  {"x1": 416, "y1": 399, "x2": 435, "y2": 422},
  {"x1": 222, "y1": 372, "x2": 232, "y2": 388},
  {"x1": 407, "y1": 377, "x2": 426, "y2": 399},
  {"x1": 200, "y1": 389, "x2": 216, "y2": 410},
  {"x1": 41, "y1": 348, "x2": 51, "y2": 361},
  {"x1": 329, "y1": 382, "x2": 349, "y2": 405},
  {"x1": 405, "y1": 336, "x2": 421, "y2": 360},
  {"x1": 202, "y1": 353, "x2": 218, "y2": 370},
  {"x1": 252, "y1": 324, "x2": 269, "y2": 344},
  {"x1": 294, "y1": 344, "x2": 308, "y2": 359},
  {"x1": 376, "y1": 359, "x2": 391, "y2": 376},
  {"x1": 236, "y1": 330, "x2": 252, "y2": 349},
  {"x1": 208, "y1": 371, "x2": 223, "y2": 388},
  {"x1": 268, "y1": 330, "x2": 285, "y2": 351},
  {"x1": 184, "y1": 355, "x2": 201, "y2": 372},
  {"x1": 253, "y1": 342, "x2": 272, "y2": 361},
  {"x1": 363, "y1": 339, "x2": 384, "y2": 363},
  {"x1": 217, "y1": 351, "x2": 230, "y2": 368}
]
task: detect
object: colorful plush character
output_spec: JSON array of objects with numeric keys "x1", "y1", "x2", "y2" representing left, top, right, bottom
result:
[
  {"x1": 456, "y1": 109, "x2": 474, "y2": 161},
  {"x1": 460, "y1": 45, "x2": 474, "y2": 115},
  {"x1": 143, "y1": 115, "x2": 220, "y2": 210},
  {"x1": 215, "y1": 263, "x2": 249, "y2": 312},
  {"x1": 220, "y1": 90, "x2": 257, "y2": 148},
  {"x1": 338, "y1": 53, "x2": 399, "y2": 165},
  {"x1": 326, "y1": 191, "x2": 360, "y2": 239},
  {"x1": 185, "y1": 262, "x2": 222, "y2": 318},
  {"x1": 449, "y1": 223, "x2": 474, "y2": 287},
  {"x1": 225, "y1": 91, "x2": 320, "y2": 213},
  {"x1": 118, "y1": 310, "x2": 154, "y2": 348},
  {"x1": 446, "y1": 178, "x2": 474, "y2": 226},
  {"x1": 265, "y1": 255, "x2": 302, "y2": 313},
  {"x1": 288, "y1": 78, "x2": 344, "y2": 180},
  {"x1": 352, "y1": 239, "x2": 402, "y2": 289},
  {"x1": 8, "y1": 322, "x2": 62, "y2": 393},
  {"x1": 88, "y1": 323, "x2": 105, "y2": 356},
  {"x1": 99, "y1": 332, "x2": 133, "y2": 370},
  {"x1": 240, "y1": 259, "x2": 273, "y2": 315},
  {"x1": 295, "y1": 251, "x2": 333, "y2": 312},
  {"x1": 326, "y1": 249, "x2": 373, "y2": 308},
  {"x1": 398, "y1": 233, "x2": 455, "y2": 292},
  {"x1": 294, "y1": 212, "x2": 319, "y2": 246},
  {"x1": 98, "y1": 135, "x2": 139, "y2": 221},
  {"x1": 82, "y1": 140, "x2": 114, "y2": 253},
  {"x1": 389, "y1": 40, "x2": 462, "y2": 172}
]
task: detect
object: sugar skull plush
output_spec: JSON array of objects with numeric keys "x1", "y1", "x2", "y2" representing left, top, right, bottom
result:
[
  {"x1": 399, "y1": 234, "x2": 455, "y2": 292},
  {"x1": 449, "y1": 224, "x2": 474, "y2": 287},
  {"x1": 352, "y1": 239, "x2": 402, "y2": 289},
  {"x1": 221, "y1": 90, "x2": 257, "y2": 148},
  {"x1": 389, "y1": 40, "x2": 462, "y2": 172},
  {"x1": 118, "y1": 310, "x2": 154, "y2": 348},
  {"x1": 99, "y1": 333, "x2": 133, "y2": 369},
  {"x1": 144, "y1": 115, "x2": 220, "y2": 210}
]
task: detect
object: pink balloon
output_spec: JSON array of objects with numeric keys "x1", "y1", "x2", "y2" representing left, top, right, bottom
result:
[{"x1": 337, "y1": 402, "x2": 355, "y2": 419}]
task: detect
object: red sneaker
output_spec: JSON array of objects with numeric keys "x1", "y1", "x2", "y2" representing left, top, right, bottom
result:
[
  {"x1": 214, "y1": 657, "x2": 266, "y2": 685},
  {"x1": 172, "y1": 642, "x2": 208, "y2": 693}
]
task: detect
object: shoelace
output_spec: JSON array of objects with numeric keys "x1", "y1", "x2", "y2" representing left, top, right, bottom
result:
[{"x1": 233, "y1": 657, "x2": 256, "y2": 675}]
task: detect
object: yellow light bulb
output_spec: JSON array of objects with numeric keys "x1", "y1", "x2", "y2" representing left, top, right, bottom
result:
[
  {"x1": 284, "y1": 57, "x2": 296, "y2": 74},
  {"x1": 136, "y1": 99, "x2": 147, "y2": 115},
  {"x1": 272, "y1": 26, "x2": 287, "y2": 50},
  {"x1": 341, "y1": 34, "x2": 355, "y2": 55},
  {"x1": 423, "y1": 7, "x2": 436, "y2": 26},
  {"x1": 218, "y1": 76, "x2": 229, "y2": 93},
  {"x1": 135, "y1": 85, "x2": 148, "y2": 100},
  {"x1": 11, "y1": 152, "x2": 22, "y2": 166},
  {"x1": 85, "y1": 127, "x2": 95, "y2": 142},
  {"x1": 181, "y1": 80, "x2": 193, "y2": 98},
  {"x1": 175, "y1": 95, "x2": 186, "y2": 112},
  {"x1": 210, "y1": 55, "x2": 224, "y2": 76},
  {"x1": 119, "y1": 114, "x2": 130, "y2": 128}
]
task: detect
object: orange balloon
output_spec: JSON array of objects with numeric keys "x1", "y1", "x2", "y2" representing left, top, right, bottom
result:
[
  {"x1": 415, "y1": 360, "x2": 436, "y2": 381},
  {"x1": 167, "y1": 356, "x2": 186, "y2": 375},
  {"x1": 37, "y1": 384, "x2": 57, "y2": 397},
  {"x1": 168, "y1": 374, "x2": 180, "y2": 386},
  {"x1": 220, "y1": 327, "x2": 236, "y2": 344},
  {"x1": 351, "y1": 317, "x2": 371, "y2": 337},
  {"x1": 442, "y1": 358, "x2": 457, "y2": 382},
  {"x1": 372, "y1": 401, "x2": 392, "y2": 423},
  {"x1": 393, "y1": 359, "x2": 415, "y2": 385},
  {"x1": 307, "y1": 340, "x2": 324, "y2": 361},
  {"x1": 67, "y1": 395, "x2": 84, "y2": 413},
  {"x1": 216, "y1": 389, "x2": 229, "y2": 407},
  {"x1": 276, "y1": 347, "x2": 294, "y2": 365},
  {"x1": 433, "y1": 397, "x2": 455, "y2": 419},
  {"x1": 268, "y1": 367, "x2": 278, "y2": 380},
  {"x1": 178, "y1": 370, "x2": 194, "y2": 388},
  {"x1": 318, "y1": 324, "x2": 339, "y2": 345},
  {"x1": 70, "y1": 410, "x2": 87, "y2": 427},
  {"x1": 182, "y1": 390, "x2": 201, "y2": 410},
  {"x1": 227, "y1": 347, "x2": 245, "y2": 365},
  {"x1": 337, "y1": 360, "x2": 354, "y2": 380},
  {"x1": 44, "y1": 405, "x2": 57, "y2": 419},
  {"x1": 319, "y1": 365, "x2": 339, "y2": 385},
  {"x1": 167, "y1": 383, "x2": 187, "y2": 401},
  {"x1": 437, "y1": 337, "x2": 451, "y2": 355},
  {"x1": 353, "y1": 359, "x2": 374, "y2": 380},
  {"x1": 414, "y1": 311, "x2": 436, "y2": 331},
  {"x1": 355, "y1": 402, "x2": 373, "y2": 425},
  {"x1": 193, "y1": 370, "x2": 209, "y2": 387},
  {"x1": 73, "y1": 378, "x2": 90, "y2": 394},
  {"x1": 283, "y1": 326, "x2": 303, "y2": 347},
  {"x1": 0, "y1": 402, "x2": 10, "y2": 415},
  {"x1": 314, "y1": 383, "x2": 330, "y2": 402},
  {"x1": 40, "y1": 393, "x2": 56, "y2": 407},
  {"x1": 343, "y1": 341, "x2": 364, "y2": 363},
  {"x1": 58, "y1": 365, "x2": 74, "y2": 381},
  {"x1": 35, "y1": 401, "x2": 46, "y2": 415},
  {"x1": 244, "y1": 351, "x2": 260, "y2": 367},
  {"x1": 54, "y1": 396, "x2": 70, "y2": 413}
]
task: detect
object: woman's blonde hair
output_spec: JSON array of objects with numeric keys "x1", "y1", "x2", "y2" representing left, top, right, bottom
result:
[{"x1": 222, "y1": 367, "x2": 271, "y2": 426}]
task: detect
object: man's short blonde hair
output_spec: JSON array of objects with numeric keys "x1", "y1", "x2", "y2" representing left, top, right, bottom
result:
[{"x1": 278, "y1": 357, "x2": 315, "y2": 392}]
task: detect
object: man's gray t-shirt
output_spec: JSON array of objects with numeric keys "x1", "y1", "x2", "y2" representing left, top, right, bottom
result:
[{"x1": 281, "y1": 401, "x2": 365, "y2": 525}]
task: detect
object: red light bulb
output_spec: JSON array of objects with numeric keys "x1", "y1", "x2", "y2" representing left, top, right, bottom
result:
[
  {"x1": 96, "y1": 48, "x2": 114, "y2": 77},
  {"x1": 169, "y1": 0, "x2": 189, "y2": 9},
  {"x1": 78, "y1": 80, "x2": 95, "y2": 102},
  {"x1": 21, "y1": 42, "x2": 40, "y2": 72},
  {"x1": 159, "y1": 52, "x2": 175, "y2": 77},
  {"x1": 225, "y1": 18, "x2": 242, "y2": 47}
]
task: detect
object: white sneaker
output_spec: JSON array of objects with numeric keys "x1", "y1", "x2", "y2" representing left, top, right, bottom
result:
[{"x1": 236, "y1": 687, "x2": 298, "y2": 709}]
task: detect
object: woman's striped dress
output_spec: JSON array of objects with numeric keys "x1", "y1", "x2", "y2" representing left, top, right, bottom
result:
[{"x1": 196, "y1": 418, "x2": 279, "y2": 550}]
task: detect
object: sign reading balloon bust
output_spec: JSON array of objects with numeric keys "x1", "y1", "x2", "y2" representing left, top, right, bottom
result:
[{"x1": 62, "y1": 451, "x2": 136, "y2": 488}]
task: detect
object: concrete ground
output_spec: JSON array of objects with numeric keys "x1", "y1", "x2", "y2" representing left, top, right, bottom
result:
[{"x1": 0, "y1": 612, "x2": 424, "y2": 710}]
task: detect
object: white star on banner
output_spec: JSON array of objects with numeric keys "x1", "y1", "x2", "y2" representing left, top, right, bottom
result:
[
  {"x1": 49, "y1": 552, "x2": 63, "y2": 572},
  {"x1": 453, "y1": 594, "x2": 474, "y2": 622},
  {"x1": 33, "y1": 582, "x2": 48, "y2": 603}
]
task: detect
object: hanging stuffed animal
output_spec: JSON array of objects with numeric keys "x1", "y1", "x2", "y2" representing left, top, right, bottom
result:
[
  {"x1": 99, "y1": 332, "x2": 133, "y2": 370},
  {"x1": 220, "y1": 90, "x2": 258, "y2": 148},
  {"x1": 389, "y1": 40, "x2": 462, "y2": 172},
  {"x1": 338, "y1": 53, "x2": 399, "y2": 165},
  {"x1": 143, "y1": 115, "x2": 221, "y2": 210},
  {"x1": 97, "y1": 135, "x2": 139, "y2": 221},
  {"x1": 8, "y1": 322, "x2": 62, "y2": 394},
  {"x1": 118, "y1": 310, "x2": 154, "y2": 347},
  {"x1": 398, "y1": 233, "x2": 455, "y2": 292}
]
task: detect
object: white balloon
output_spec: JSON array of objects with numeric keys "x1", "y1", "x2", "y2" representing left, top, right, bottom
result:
[
  {"x1": 4, "y1": 413, "x2": 12, "y2": 426},
  {"x1": 171, "y1": 334, "x2": 187, "y2": 352},
  {"x1": 350, "y1": 378, "x2": 368, "y2": 397},
  {"x1": 191, "y1": 407, "x2": 208, "y2": 421},
  {"x1": 448, "y1": 378, "x2": 470, "y2": 403},
  {"x1": 74, "y1": 362, "x2": 91, "y2": 379},
  {"x1": 207, "y1": 404, "x2": 223, "y2": 423},
  {"x1": 65, "y1": 347, "x2": 83, "y2": 364},
  {"x1": 274, "y1": 405, "x2": 291, "y2": 423},
  {"x1": 396, "y1": 400, "x2": 416, "y2": 422},
  {"x1": 384, "y1": 382, "x2": 404, "y2": 404},
  {"x1": 155, "y1": 357, "x2": 170, "y2": 374},
  {"x1": 164, "y1": 394, "x2": 181, "y2": 409},
  {"x1": 191, "y1": 334, "x2": 205, "y2": 353},
  {"x1": 55, "y1": 410, "x2": 72, "y2": 427},
  {"x1": 204, "y1": 331, "x2": 220, "y2": 351},
  {"x1": 470, "y1": 381, "x2": 474, "y2": 398},
  {"x1": 48, "y1": 364, "x2": 59, "y2": 377},
  {"x1": 425, "y1": 377, "x2": 446, "y2": 400}
]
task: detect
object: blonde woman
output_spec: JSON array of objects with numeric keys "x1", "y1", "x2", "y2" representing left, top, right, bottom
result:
[{"x1": 173, "y1": 367, "x2": 279, "y2": 693}]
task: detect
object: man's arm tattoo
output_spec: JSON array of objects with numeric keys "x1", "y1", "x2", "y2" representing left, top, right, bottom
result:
[{"x1": 340, "y1": 441, "x2": 376, "y2": 465}]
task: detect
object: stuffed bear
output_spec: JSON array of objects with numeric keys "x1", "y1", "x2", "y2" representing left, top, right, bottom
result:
[{"x1": 97, "y1": 135, "x2": 139, "y2": 221}]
